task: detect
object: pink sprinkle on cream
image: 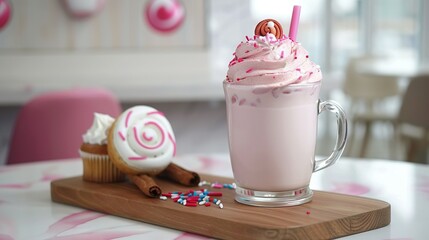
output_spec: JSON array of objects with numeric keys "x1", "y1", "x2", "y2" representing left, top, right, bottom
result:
[
  {"x1": 253, "y1": 43, "x2": 258, "y2": 48},
  {"x1": 237, "y1": 58, "x2": 243, "y2": 62},
  {"x1": 125, "y1": 110, "x2": 132, "y2": 128},
  {"x1": 246, "y1": 68, "x2": 253, "y2": 73},
  {"x1": 245, "y1": 36, "x2": 250, "y2": 41},
  {"x1": 143, "y1": 132, "x2": 153, "y2": 141},
  {"x1": 133, "y1": 122, "x2": 165, "y2": 150},
  {"x1": 118, "y1": 131, "x2": 126, "y2": 141},
  {"x1": 280, "y1": 51, "x2": 284, "y2": 59},
  {"x1": 148, "y1": 111, "x2": 165, "y2": 116}
]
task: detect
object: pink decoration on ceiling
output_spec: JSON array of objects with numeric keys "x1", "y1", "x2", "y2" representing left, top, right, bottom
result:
[
  {"x1": 0, "y1": 0, "x2": 11, "y2": 30},
  {"x1": 144, "y1": 0, "x2": 185, "y2": 33},
  {"x1": 63, "y1": 0, "x2": 106, "y2": 20}
]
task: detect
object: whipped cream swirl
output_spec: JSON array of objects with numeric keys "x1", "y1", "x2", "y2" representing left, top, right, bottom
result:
[
  {"x1": 82, "y1": 113, "x2": 114, "y2": 145},
  {"x1": 226, "y1": 34, "x2": 322, "y2": 86}
]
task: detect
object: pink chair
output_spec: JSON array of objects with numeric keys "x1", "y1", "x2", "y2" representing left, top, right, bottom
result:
[{"x1": 6, "y1": 88, "x2": 122, "y2": 165}]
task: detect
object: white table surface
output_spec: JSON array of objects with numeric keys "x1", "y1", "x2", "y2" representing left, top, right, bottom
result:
[{"x1": 1, "y1": 155, "x2": 428, "y2": 240}]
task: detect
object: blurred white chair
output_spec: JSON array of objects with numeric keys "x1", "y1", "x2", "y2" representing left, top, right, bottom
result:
[
  {"x1": 343, "y1": 56, "x2": 401, "y2": 158},
  {"x1": 396, "y1": 75, "x2": 429, "y2": 163}
]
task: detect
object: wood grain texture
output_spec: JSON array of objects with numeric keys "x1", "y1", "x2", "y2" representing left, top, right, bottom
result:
[{"x1": 51, "y1": 175, "x2": 390, "y2": 240}]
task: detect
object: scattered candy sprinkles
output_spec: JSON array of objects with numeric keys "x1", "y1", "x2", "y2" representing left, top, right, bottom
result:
[
  {"x1": 159, "y1": 181, "x2": 236, "y2": 209},
  {"x1": 198, "y1": 180, "x2": 236, "y2": 190}
]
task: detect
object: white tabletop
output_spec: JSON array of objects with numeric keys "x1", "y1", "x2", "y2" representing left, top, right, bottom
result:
[{"x1": 1, "y1": 155, "x2": 428, "y2": 240}]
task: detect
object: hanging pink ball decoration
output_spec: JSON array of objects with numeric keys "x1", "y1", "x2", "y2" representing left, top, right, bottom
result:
[
  {"x1": 63, "y1": 0, "x2": 106, "y2": 20},
  {"x1": 0, "y1": 0, "x2": 11, "y2": 30},
  {"x1": 144, "y1": 0, "x2": 185, "y2": 33}
]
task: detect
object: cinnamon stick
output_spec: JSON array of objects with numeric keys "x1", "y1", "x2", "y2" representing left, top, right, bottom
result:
[
  {"x1": 128, "y1": 174, "x2": 161, "y2": 198},
  {"x1": 158, "y1": 163, "x2": 200, "y2": 186}
]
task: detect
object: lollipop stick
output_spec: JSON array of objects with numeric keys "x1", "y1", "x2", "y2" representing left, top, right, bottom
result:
[
  {"x1": 128, "y1": 174, "x2": 161, "y2": 198},
  {"x1": 158, "y1": 163, "x2": 200, "y2": 186}
]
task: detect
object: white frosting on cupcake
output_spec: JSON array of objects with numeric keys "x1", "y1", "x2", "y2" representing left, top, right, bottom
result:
[{"x1": 82, "y1": 113, "x2": 114, "y2": 145}]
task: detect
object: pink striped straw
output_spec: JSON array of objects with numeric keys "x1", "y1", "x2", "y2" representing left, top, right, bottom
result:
[{"x1": 288, "y1": 5, "x2": 301, "y2": 42}]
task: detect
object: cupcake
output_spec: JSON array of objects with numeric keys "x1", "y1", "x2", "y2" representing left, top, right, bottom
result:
[{"x1": 79, "y1": 113, "x2": 125, "y2": 183}]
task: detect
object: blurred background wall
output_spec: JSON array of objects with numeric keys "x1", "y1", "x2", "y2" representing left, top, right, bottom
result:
[{"x1": 0, "y1": 0, "x2": 428, "y2": 164}]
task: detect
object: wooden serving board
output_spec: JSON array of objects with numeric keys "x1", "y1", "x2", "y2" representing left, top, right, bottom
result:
[{"x1": 51, "y1": 175, "x2": 390, "y2": 240}]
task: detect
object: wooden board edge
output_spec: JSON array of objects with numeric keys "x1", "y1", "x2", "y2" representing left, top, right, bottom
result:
[{"x1": 50, "y1": 176, "x2": 392, "y2": 240}]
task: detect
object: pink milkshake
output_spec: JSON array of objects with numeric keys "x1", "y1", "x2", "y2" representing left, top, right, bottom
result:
[{"x1": 224, "y1": 19, "x2": 347, "y2": 206}]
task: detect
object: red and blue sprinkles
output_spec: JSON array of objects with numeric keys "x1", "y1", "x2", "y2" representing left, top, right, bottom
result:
[
  {"x1": 159, "y1": 181, "x2": 236, "y2": 209},
  {"x1": 198, "y1": 180, "x2": 236, "y2": 190}
]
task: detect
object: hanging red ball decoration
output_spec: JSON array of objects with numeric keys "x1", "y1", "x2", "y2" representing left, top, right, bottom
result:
[{"x1": 144, "y1": 0, "x2": 185, "y2": 33}]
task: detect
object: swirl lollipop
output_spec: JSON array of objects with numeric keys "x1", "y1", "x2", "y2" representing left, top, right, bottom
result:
[
  {"x1": 254, "y1": 19, "x2": 283, "y2": 39},
  {"x1": 108, "y1": 105, "x2": 199, "y2": 197},
  {"x1": 108, "y1": 105, "x2": 176, "y2": 175}
]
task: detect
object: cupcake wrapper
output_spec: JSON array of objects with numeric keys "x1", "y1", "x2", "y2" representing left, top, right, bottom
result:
[{"x1": 79, "y1": 150, "x2": 125, "y2": 183}]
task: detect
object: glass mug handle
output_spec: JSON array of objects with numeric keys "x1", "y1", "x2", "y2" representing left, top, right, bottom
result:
[{"x1": 313, "y1": 100, "x2": 348, "y2": 172}]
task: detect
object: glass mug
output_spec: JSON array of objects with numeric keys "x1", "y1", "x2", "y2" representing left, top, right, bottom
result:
[{"x1": 224, "y1": 81, "x2": 347, "y2": 207}]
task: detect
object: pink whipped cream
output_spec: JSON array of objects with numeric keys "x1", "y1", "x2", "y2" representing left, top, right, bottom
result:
[{"x1": 225, "y1": 33, "x2": 322, "y2": 86}]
